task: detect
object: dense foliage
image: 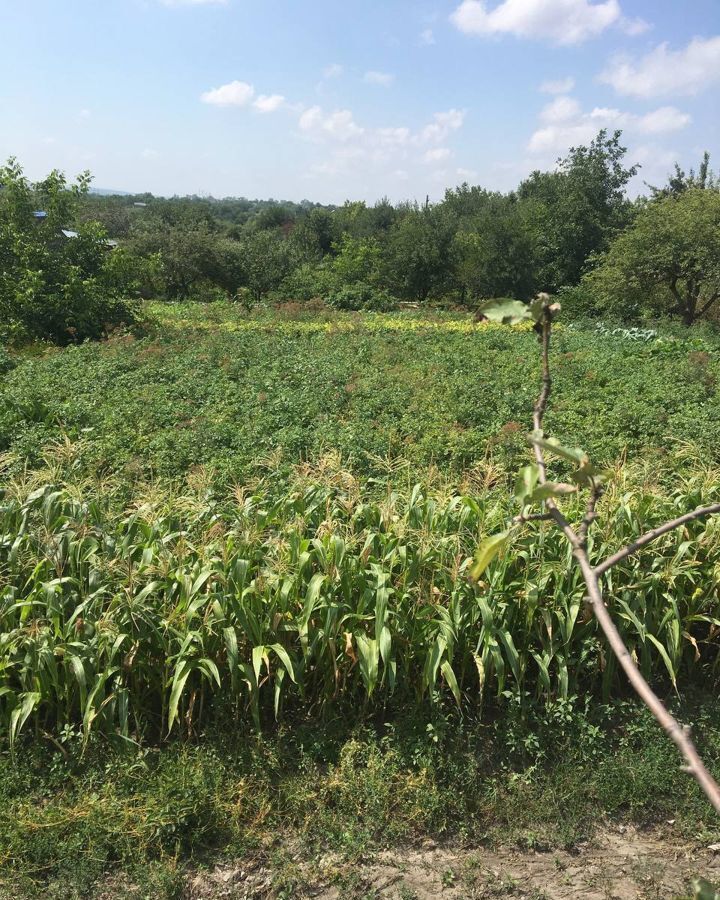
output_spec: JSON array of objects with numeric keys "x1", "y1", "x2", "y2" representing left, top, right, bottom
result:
[
  {"x1": 3, "y1": 135, "x2": 718, "y2": 338},
  {"x1": 0, "y1": 160, "x2": 140, "y2": 343}
]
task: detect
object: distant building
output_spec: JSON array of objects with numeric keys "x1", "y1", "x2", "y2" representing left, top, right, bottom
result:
[
  {"x1": 133, "y1": 202, "x2": 147, "y2": 208},
  {"x1": 61, "y1": 229, "x2": 79, "y2": 239},
  {"x1": 32, "y1": 210, "x2": 48, "y2": 221}
]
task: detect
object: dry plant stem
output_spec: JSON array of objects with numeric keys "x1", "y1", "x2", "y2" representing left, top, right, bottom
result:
[{"x1": 531, "y1": 305, "x2": 720, "y2": 815}]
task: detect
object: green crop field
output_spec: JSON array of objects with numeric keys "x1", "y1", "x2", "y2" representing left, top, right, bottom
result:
[
  {"x1": 3, "y1": 303, "x2": 720, "y2": 486},
  {"x1": 2, "y1": 305, "x2": 720, "y2": 898}
]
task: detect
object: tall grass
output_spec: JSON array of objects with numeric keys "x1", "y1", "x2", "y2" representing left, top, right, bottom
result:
[{"x1": 1, "y1": 450, "x2": 719, "y2": 753}]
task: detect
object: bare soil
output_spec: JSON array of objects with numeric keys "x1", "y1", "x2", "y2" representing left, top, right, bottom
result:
[{"x1": 183, "y1": 825, "x2": 720, "y2": 899}]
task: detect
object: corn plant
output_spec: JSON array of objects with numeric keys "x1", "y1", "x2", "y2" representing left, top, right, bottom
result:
[{"x1": 1, "y1": 453, "x2": 719, "y2": 757}]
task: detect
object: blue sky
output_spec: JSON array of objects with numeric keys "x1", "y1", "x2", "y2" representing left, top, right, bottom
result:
[{"x1": 2, "y1": 0, "x2": 719, "y2": 202}]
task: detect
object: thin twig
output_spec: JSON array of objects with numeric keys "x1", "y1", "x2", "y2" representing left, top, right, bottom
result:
[
  {"x1": 595, "y1": 503, "x2": 720, "y2": 577},
  {"x1": 578, "y1": 480, "x2": 603, "y2": 546},
  {"x1": 527, "y1": 297, "x2": 720, "y2": 816},
  {"x1": 514, "y1": 512, "x2": 555, "y2": 523}
]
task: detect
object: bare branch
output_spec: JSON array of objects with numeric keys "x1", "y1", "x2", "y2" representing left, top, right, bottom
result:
[
  {"x1": 514, "y1": 511, "x2": 554, "y2": 523},
  {"x1": 595, "y1": 503, "x2": 720, "y2": 577},
  {"x1": 575, "y1": 551, "x2": 720, "y2": 814},
  {"x1": 578, "y1": 480, "x2": 604, "y2": 546},
  {"x1": 523, "y1": 294, "x2": 720, "y2": 815}
]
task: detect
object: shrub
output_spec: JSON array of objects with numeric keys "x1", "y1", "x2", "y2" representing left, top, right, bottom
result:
[
  {"x1": 278, "y1": 262, "x2": 335, "y2": 301},
  {"x1": 0, "y1": 159, "x2": 139, "y2": 343},
  {"x1": 327, "y1": 282, "x2": 397, "y2": 311}
]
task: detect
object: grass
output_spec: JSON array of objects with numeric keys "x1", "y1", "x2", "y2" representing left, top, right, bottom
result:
[{"x1": 1, "y1": 698, "x2": 719, "y2": 899}]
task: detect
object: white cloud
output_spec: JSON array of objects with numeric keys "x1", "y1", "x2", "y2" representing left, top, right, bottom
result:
[
  {"x1": 619, "y1": 15, "x2": 650, "y2": 36},
  {"x1": 322, "y1": 64, "x2": 344, "y2": 79},
  {"x1": 141, "y1": 148, "x2": 160, "y2": 159},
  {"x1": 528, "y1": 96, "x2": 691, "y2": 154},
  {"x1": 77, "y1": 108, "x2": 91, "y2": 120},
  {"x1": 253, "y1": 93, "x2": 286, "y2": 113},
  {"x1": 417, "y1": 109, "x2": 466, "y2": 144},
  {"x1": 450, "y1": 0, "x2": 621, "y2": 45},
  {"x1": 600, "y1": 37, "x2": 720, "y2": 98},
  {"x1": 419, "y1": 28, "x2": 436, "y2": 45},
  {"x1": 457, "y1": 167, "x2": 479, "y2": 180},
  {"x1": 364, "y1": 70, "x2": 395, "y2": 86},
  {"x1": 301, "y1": 107, "x2": 467, "y2": 188},
  {"x1": 201, "y1": 80, "x2": 255, "y2": 107},
  {"x1": 539, "y1": 76, "x2": 575, "y2": 94},
  {"x1": 299, "y1": 106, "x2": 364, "y2": 141},
  {"x1": 376, "y1": 127, "x2": 411, "y2": 145},
  {"x1": 637, "y1": 106, "x2": 691, "y2": 134},
  {"x1": 539, "y1": 95, "x2": 582, "y2": 123},
  {"x1": 423, "y1": 147, "x2": 452, "y2": 163}
]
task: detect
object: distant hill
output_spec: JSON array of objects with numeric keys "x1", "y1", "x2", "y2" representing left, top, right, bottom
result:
[{"x1": 90, "y1": 187, "x2": 131, "y2": 197}]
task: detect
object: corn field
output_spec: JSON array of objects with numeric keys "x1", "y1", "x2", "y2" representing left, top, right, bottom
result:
[{"x1": 1, "y1": 455, "x2": 719, "y2": 753}]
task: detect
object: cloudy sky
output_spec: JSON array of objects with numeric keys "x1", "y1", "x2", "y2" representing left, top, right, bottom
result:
[{"x1": 2, "y1": 0, "x2": 718, "y2": 202}]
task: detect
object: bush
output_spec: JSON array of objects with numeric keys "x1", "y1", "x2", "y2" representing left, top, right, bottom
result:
[
  {"x1": 0, "y1": 159, "x2": 139, "y2": 343},
  {"x1": 326, "y1": 282, "x2": 397, "y2": 311},
  {"x1": 278, "y1": 262, "x2": 335, "y2": 301},
  {"x1": 0, "y1": 346, "x2": 15, "y2": 375}
]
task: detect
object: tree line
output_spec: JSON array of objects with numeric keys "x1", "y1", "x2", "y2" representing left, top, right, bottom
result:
[{"x1": 1, "y1": 130, "x2": 719, "y2": 343}]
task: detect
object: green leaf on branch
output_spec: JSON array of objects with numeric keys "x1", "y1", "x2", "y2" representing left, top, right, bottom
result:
[
  {"x1": 530, "y1": 482, "x2": 577, "y2": 501},
  {"x1": 471, "y1": 531, "x2": 510, "y2": 581},
  {"x1": 529, "y1": 432, "x2": 586, "y2": 464},
  {"x1": 529, "y1": 432, "x2": 607, "y2": 488},
  {"x1": 570, "y1": 458, "x2": 609, "y2": 488},
  {"x1": 514, "y1": 464, "x2": 540, "y2": 504},
  {"x1": 476, "y1": 298, "x2": 535, "y2": 325}
]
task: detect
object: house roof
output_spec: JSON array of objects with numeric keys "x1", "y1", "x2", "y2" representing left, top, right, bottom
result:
[
  {"x1": 33, "y1": 210, "x2": 48, "y2": 219},
  {"x1": 61, "y1": 229, "x2": 79, "y2": 238}
]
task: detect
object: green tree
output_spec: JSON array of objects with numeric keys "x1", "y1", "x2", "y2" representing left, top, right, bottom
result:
[
  {"x1": 519, "y1": 130, "x2": 638, "y2": 291},
  {"x1": 127, "y1": 222, "x2": 222, "y2": 299},
  {"x1": 289, "y1": 207, "x2": 338, "y2": 262},
  {"x1": 240, "y1": 230, "x2": 293, "y2": 301},
  {"x1": 0, "y1": 158, "x2": 137, "y2": 343},
  {"x1": 453, "y1": 199, "x2": 537, "y2": 302},
  {"x1": 328, "y1": 235, "x2": 382, "y2": 287},
  {"x1": 648, "y1": 151, "x2": 716, "y2": 199},
  {"x1": 384, "y1": 205, "x2": 455, "y2": 302},
  {"x1": 584, "y1": 188, "x2": 720, "y2": 325}
]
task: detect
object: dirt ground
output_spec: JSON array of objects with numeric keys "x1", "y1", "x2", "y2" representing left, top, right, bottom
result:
[{"x1": 184, "y1": 825, "x2": 720, "y2": 899}]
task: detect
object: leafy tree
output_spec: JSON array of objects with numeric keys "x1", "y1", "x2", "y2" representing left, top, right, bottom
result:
[
  {"x1": 584, "y1": 188, "x2": 720, "y2": 325},
  {"x1": 328, "y1": 235, "x2": 383, "y2": 287},
  {"x1": 289, "y1": 207, "x2": 338, "y2": 262},
  {"x1": 519, "y1": 130, "x2": 638, "y2": 291},
  {"x1": 384, "y1": 205, "x2": 455, "y2": 302},
  {"x1": 0, "y1": 158, "x2": 137, "y2": 343},
  {"x1": 453, "y1": 199, "x2": 537, "y2": 302},
  {"x1": 648, "y1": 151, "x2": 717, "y2": 199},
  {"x1": 127, "y1": 222, "x2": 222, "y2": 300},
  {"x1": 239, "y1": 229, "x2": 293, "y2": 301}
]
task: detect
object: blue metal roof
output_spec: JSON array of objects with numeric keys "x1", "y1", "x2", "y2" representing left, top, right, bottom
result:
[{"x1": 33, "y1": 210, "x2": 48, "y2": 218}]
